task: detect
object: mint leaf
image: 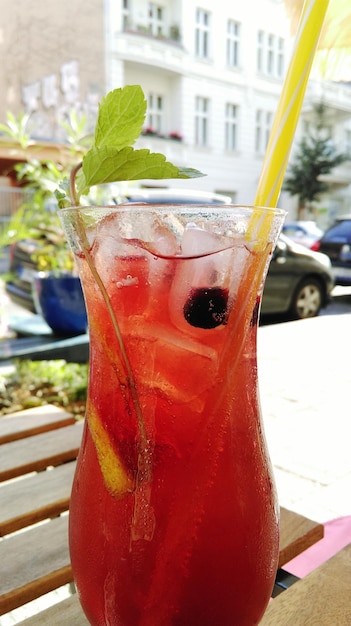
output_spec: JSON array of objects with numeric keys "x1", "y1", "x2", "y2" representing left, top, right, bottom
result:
[
  {"x1": 78, "y1": 146, "x2": 204, "y2": 194},
  {"x1": 67, "y1": 85, "x2": 206, "y2": 204},
  {"x1": 94, "y1": 86, "x2": 146, "y2": 150},
  {"x1": 55, "y1": 179, "x2": 72, "y2": 208}
]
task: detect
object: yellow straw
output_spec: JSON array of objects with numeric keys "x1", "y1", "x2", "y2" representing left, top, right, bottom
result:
[{"x1": 248, "y1": 0, "x2": 330, "y2": 243}]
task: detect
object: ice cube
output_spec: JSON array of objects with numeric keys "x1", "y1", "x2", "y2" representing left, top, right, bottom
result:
[
  {"x1": 92, "y1": 211, "x2": 134, "y2": 278},
  {"x1": 125, "y1": 319, "x2": 219, "y2": 410},
  {"x1": 168, "y1": 224, "x2": 253, "y2": 336},
  {"x1": 168, "y1": 226, "x2": 231, "y2": 334},
  {"x1": 152, "y1": 217, "x2": 180, "y2": 257},
  {"x1": 181, "y1": 222, "x2": 233, "y2": 257}
]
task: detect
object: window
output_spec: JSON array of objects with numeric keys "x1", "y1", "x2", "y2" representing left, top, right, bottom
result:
[
  {"x1": 122, "y1": 0, "x2": 130, "y2": 31},
  {"x1": 255, "y1": 110, "x2": 262, "y2": 153},
  {"x1": 147, "y1": 93, "x2": 163, "y2": 133},
  {"x1": 148, "y1": 3, "x2": 164, "y2": 37},
  {"x1": 255, "y1": 109, "x2": 273, "y2": 153},
  {"x1": 302, "y1": 120, "x2": 310, "y2": 135},
  {"x1": 267, "y1": 34, "x2": 274, "y2": 75},
  {"x1": 225, "y1": 103, "x2": 238, "y2": 151},
  {"x1": 345, "y1": 130, "x2": 351, "y2": 156},
  {"x1": 277, "y1": 37, "x2": 284, "y2": 77},
  {"x1": 322, "y1": 125, "x2": 332, "y2": 141},
  {"x1": 195, "y1": 8, "x2": 210, "y2": 58},
  {"x1": 257, "y1": 30, "x2": 264, "y2": 73},
  {"x1": 195, "y1": 96, "x2": 209, "y2": 146},
  {"x1": 257, "y1": 31, "x2": 285, "y2": 78},
  {"x1": 227, "y1": 20, "x2": 240, "y2": 67}
]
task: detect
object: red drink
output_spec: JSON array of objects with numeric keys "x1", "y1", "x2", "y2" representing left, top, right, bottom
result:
[{"x1": 62, "y1": 205, "x2": 283, "y2": 626}]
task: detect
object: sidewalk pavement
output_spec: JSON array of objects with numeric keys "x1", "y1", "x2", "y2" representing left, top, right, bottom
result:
[{"x1": 258, "y1": 312, "x2": 351, "y2": 525}]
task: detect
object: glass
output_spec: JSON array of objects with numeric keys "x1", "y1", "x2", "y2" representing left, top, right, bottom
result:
[{"x1": 60, "y1": 203, "x2": 285, "y2": 626}]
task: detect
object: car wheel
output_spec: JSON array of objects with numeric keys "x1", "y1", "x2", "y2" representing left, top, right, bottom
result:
[{"x1": 290, "y1": 278, "x2": 324, "y2": 320}]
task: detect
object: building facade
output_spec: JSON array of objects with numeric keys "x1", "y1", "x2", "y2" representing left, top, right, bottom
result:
[
  {"x1": 0, "y1": 0, "x2": 351, "y2": 221},
  {"x1": 0, "y1": 0, "x2": 105, "y2": 140},
  {"x1": 108, "y1": 0, "x2": 292, "y2": 208}
]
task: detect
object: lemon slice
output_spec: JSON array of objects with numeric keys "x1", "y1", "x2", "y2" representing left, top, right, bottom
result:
[{"x1": 87, "y1": 401, "x2": 135, "y2": 498}]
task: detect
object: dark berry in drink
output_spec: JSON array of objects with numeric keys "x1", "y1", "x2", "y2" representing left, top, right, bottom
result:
[{"x1": 184, "y1": 287, "x2": 229, "y2": 329}]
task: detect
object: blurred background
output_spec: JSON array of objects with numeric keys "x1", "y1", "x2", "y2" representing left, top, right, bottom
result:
[{"x1": 0, "y1": 0, "x2": 351, "y2": 229}]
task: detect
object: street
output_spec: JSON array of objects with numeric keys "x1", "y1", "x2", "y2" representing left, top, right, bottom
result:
[
  {"x1": 260, "y1": 284, "x2": 351, "y2": 325},
  {"x1": 1, "y1": 273, "x2": 351, "y2": 339},
  {"x1": 320, "y1": 285, "x2": 351, "y2": 316}
]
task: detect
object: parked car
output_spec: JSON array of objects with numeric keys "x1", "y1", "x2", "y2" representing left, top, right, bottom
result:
[
  {"x1": 5, "y1": 194, "x2": 334, "y2": 321},
  {"x1": 261, "y1": 234, "x2": 334, "y2": 320},
  {"x1": 311, "y1": 215, "x2": 351, "y2": 286},
  {"x1": 282, "y1": 220, "x2": 324, "y2": 248},
  {"x1": 110, "y1": 186, "x2": 233, "y2": 206}
]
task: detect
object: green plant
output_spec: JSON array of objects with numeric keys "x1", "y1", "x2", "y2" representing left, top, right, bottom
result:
[
  {"x1": 169, "y1": 24, "x2": 181, "y2": 41},
  {"x1": 0, "y1": 111, "x2": 33, "y2": 149},
  {"x1": 0, "y1": 110, "x2": 91, "y2": 272},
  {"x1": 0, "y1": 359, "x2": 88, "y2": 416},
  {"x1": 283, "y1": 103, "x2": 348, "y2": 219}
]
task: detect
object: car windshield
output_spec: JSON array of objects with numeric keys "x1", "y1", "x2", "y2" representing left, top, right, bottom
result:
[
  {"x1": 324, "y1": 220, "x2": 351, "y2": 243},
  {"x1": 125, "y1": 195, "x2": 227, "y2": 205}
]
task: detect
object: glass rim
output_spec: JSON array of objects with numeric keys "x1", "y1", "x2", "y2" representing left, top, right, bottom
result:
[{"x1": 59, "y1": 203, "x2": 287, "y2": 217}]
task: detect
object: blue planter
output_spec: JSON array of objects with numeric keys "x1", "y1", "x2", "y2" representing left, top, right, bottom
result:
[{"x1": 33, "y1": 273, "x2": 87, "y2": 336}]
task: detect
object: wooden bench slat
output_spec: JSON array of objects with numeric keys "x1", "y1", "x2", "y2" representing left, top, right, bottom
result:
[
  {"x1": 0, "y1": 515, "x2": 73, "y2": 615},
  {"x1": 17, "y1": 594, "x2": 89, "y2": 625},
  {"x1": 0, "y1": 461, "x2": 76, "y2": 536},
  {"x1": 0, "y1": 405, "x2": 76, "y2": 445},
  {"x1": 279, "y1": 507, "x2": 324, "y2": 567},
  {"x1": 0, "y1": 422, "x2": 84, "y2": 482}
]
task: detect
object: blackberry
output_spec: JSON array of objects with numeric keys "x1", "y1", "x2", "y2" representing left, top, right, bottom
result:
[{"x1": 184, "y1": 287, "x2": 229, "y2": 329}]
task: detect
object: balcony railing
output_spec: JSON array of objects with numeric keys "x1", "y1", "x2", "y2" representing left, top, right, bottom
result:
[
  {"x1": 306, "y1": 81, "x2": 351, "y2": 117},
  {"x1": 123, "y1": 22, "x2": 181, "y2": 45}
]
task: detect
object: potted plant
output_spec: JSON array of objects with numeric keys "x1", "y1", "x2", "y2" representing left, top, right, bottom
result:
[
  {"x1": 32, "y1": 271, "x2": 87, "y2": 336},
  {"x1": 0, "y1": 112, "x2": 90, "y2": 335},
  {"x1": 169, "y1": 131, "x2": 183, "y2": 142}
]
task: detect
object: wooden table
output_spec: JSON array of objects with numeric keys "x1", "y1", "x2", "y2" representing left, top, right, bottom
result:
[
  {"x1": 0, "y1": 314, "x2": 89, "y2": 362},
  {"x1": 0, "y1": 405, "x2": 326, "y2": 624},
  {"x1": 0, "y1": 332, "x2": 89, "y2": 362},
  {"x1": 260, "y1": 543, "x2": 351, "y2": 625}
]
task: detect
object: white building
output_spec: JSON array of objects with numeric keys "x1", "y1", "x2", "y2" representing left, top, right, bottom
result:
[
  {"x1": 294, "y1": 80, "x2": 351, "y2": 226},
  {"x1": 1, "y1": 0, "x2": 351, "y2": 222},
  {"x1": 104, "y1": 0, "x2": 293, "y2": 207},
  {"x1": 104, "y1": 0, "x2": 351, "y2": 222}
]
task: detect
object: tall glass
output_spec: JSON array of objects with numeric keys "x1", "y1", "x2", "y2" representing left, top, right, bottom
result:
[{"x1": 60, "y1": 204, "x2": 285, "y2": 626}]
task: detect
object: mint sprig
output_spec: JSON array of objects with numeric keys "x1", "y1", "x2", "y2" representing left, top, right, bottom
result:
[{"x1": 58, "y1": 85, "x2": 205, "y2": 206}]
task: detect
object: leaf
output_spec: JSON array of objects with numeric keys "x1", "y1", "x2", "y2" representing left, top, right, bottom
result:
[
  {"x1": 68, "y1": 85, "x2": 206, "y2": 202},
  {"x1": 94, "y1": 86, "x2": 147, "y2": 150},
  {"x1": 80, "y1": 146, "x2": 205, "y2": 193}
]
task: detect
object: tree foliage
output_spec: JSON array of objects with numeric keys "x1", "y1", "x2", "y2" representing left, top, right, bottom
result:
[{"x1": 283, "y1": 103, "x2": 348, "y2": 217}]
